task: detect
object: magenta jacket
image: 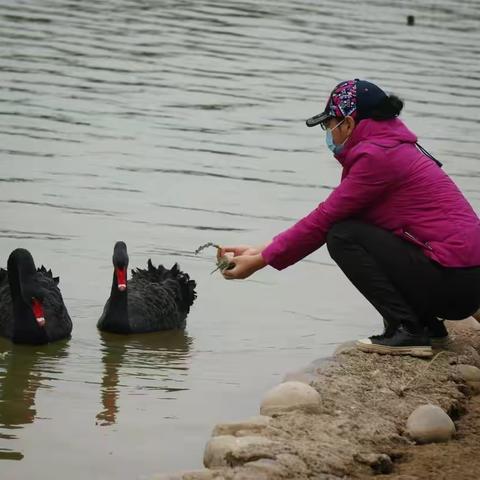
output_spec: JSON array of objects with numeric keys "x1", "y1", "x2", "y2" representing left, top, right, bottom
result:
[{"x1": 262, "y1": 118, "x2": 480, "y2": 270}]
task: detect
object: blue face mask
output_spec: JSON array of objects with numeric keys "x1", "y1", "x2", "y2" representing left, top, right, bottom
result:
[{"x1": 325, "y1": 119, "x2": 347, "y2": 155}]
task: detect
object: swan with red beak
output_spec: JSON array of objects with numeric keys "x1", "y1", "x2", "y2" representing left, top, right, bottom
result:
[
  {"x1": 0, "y1": 248, "x2": 72, "y2": 344},
  {"x1": 97, "y1": 241, "x2": 197, "y2": 334}
]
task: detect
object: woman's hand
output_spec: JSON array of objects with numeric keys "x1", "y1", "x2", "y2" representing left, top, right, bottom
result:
[
  {"x1": 222, "y1": 253, "x2": 266, "y2": 280},
  {"x1": 218, "y1": 244, "x2": 266, "y2": 258}
]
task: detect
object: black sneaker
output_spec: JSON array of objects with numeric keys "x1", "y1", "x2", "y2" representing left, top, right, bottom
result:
[
  {"x1": 382, "y1": 318, "x2": 399, "y2": 338},
  {"x1": 426, "y1": 319, "x2": 451, "y2": 349},
  {"x1": 356, "y1": 326, "x2": 433, "y2": 358}
]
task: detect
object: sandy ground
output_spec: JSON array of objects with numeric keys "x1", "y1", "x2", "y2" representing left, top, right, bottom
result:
[
  {"x1": 157, "y1": 319, "x2": 480, "y2": 480},
  {"x1": 371, "y1": 322, "x2": 480, "y2": 480},
  {"x1": 374, "y1": 396, "x2": 480, "y2": 480}
]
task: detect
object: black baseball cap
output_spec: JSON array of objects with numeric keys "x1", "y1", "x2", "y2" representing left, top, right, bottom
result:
[{"x1": 306, "y1": 79, "x2": 388, "y2": 127}]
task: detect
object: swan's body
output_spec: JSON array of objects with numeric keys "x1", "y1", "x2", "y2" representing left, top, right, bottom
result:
[
  {"x1": 97, "y1": 242, "x2": 196, "y2": 334},
  {"x1": 0, "y1": 249, "x2": 72, "y2": 344}
]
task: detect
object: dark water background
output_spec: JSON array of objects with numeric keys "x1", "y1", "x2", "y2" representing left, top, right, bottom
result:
[{"x1": 0, "y1": 0, "x2": 479, "y2": 478}]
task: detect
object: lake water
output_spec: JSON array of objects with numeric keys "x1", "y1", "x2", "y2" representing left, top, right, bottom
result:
[{"x1": 0, "y1": 0, "x2": 479, "y2": 478}]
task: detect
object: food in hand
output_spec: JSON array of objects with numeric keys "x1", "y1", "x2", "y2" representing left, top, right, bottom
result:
[{"x1": 194, "y1": 242, "x2": 235, "y2": 274}]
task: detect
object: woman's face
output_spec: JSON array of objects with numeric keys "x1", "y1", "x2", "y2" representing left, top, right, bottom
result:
[{"x1": 325, "y1": 116, "x2": 355, "y2": 145}]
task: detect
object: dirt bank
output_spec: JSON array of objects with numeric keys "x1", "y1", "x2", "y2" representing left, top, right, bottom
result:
[{"x1": 155, "y1": 319, "x2": 480, "y2": 480}]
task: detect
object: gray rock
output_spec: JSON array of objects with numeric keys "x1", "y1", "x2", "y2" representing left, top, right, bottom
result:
[
  {"x1": 203, "y1": 435, "x2": 276, "y2": 468},
  {"x1": 203, "y1": 436, "x2": 237, "y2": 468},
  {"x1": 456, "y1": 364, "x2": 480, "y2": 382},
  {"x1": 260, "y1": 381, "x2": 321, "y2": 416},
  {"x1": 457, "y1": 364, "x2": 480, "y2": 393},
  {"x1": 212, "y1": 416, "x2": 271, "y2": 437},
  {"x1": 406, "y1": 404, "x2": 455, "y2": 443}
]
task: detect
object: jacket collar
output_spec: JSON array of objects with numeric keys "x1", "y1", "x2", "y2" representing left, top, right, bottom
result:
[{"x1": 334, "y1": 118, "x2": 417, "y2": 168}]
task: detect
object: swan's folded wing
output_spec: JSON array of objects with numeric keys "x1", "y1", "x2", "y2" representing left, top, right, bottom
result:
[{"x1": 127, "y1": 279, "x2": 183, "y2": 331}]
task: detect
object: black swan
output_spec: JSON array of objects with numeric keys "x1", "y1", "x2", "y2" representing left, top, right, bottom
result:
[
  {"x1": 0, "y1": 249, "x2": 72, "y2": 344},
  {"x1": 97, "y1": 241, "x2": 197, "y2": 334}
]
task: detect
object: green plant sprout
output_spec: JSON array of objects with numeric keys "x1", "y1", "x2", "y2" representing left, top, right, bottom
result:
[{"x1": 194, "y1": 242, "x2": 235, "y2": 274}]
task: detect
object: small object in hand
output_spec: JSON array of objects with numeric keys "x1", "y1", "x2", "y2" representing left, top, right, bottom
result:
[
  {"x1": 194, "y1": 242, "x2": 235, "y2": 274},
  {"x1": 194, "y1": 242, "x2": 221, "y2": 255}
]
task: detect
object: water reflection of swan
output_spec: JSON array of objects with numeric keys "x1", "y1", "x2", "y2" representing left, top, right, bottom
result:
[
  {"x1": 0, "y1": 338, "x2": 69, "y2": 460},
  {"x1": 95, "y1": 330, "x2": 193, "y2": 426}
]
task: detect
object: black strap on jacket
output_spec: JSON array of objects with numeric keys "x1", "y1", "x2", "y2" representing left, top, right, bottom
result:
[{"x1": 416, "y1": 142, "x2": 443, "y2": 167}]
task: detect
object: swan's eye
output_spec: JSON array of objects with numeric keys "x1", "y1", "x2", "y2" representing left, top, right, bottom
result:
[
  {"x1": 31, "y1": 298, "x2": 46, "y2": 327},
  {"x1": 115, "y1": 267, "x2": 127, "y2": 291}
]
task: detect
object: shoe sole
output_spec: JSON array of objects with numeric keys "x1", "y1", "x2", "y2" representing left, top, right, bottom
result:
[
  {"x1": 430, "y1": 337, "x2": 452, "y2": 349},
  {"x1": 355, "y1": 341, "x2": 433, "y2": 358}
]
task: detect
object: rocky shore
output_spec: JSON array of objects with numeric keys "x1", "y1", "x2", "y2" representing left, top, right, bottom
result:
[{"x1": 153, "y1": 317, "x2": 480, "y2": 480}]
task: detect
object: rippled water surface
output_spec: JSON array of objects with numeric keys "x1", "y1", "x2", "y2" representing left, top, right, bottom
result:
[{"x1": 1, "y1": 0, "x2": 479, "y2": 478}]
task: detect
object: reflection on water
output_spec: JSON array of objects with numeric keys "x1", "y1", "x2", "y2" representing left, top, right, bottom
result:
[
  {"x1": 96, "y1": 330, "x2": 192, "y2": 426},
  {"x1": 0, "y1": 339, "x2": 69, "y2": 460}
]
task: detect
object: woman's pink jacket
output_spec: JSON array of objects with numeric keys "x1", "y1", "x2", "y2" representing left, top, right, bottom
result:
[{"x1": 262, "y1": 118, "x2": 480, "y2": 270}]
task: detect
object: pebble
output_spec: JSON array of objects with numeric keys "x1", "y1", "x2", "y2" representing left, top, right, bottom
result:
[
  {"x1": 457, "y1": 364, "x2": 480, "y2": 382},
  {"x1": 406, "y1": 404, "x2": 455, "y2": 443},
  {"x1": 260, "y1": 381, "x2": 321, "y2": 416},
  {"x1": 212, "y1": 416, "x2": 271, "y2": 437},
  {"x1": 456, "y1": 364, "x2": 480, "y2": 393},
  {"x1": 203, "y1": 435, "x2": 275, "y2": 468}
]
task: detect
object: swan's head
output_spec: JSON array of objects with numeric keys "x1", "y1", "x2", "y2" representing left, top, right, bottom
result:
[
  {"x1": 8, "y1": 248, "x2": 47, "y2": 328},
  {"x1": 113, "y1": 241, "x2": 129, "y2": 292}
]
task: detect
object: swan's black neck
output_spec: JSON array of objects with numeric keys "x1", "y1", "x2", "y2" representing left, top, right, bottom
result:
[
  {"x1": 101, "y1": 272, "x2": 131, "y2": 334},
  {"x1": 7, "y1": 249, "x2": 48, "y2": 345}
]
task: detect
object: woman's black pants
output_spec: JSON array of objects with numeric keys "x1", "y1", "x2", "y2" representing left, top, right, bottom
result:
[{"x1": 326, "y1": 220, "x2": 480, "y2": 334}]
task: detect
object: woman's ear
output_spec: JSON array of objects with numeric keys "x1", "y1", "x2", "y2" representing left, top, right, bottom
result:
[{"x1": 344, "y1": 115, "x2": 356, "y2": 134}]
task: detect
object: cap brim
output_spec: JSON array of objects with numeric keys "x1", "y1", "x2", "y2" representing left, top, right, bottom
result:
[{"x1": 305, "y1": 111, "x2": 331, "y2": 127}]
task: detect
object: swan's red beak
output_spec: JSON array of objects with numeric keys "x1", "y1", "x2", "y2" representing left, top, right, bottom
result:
[
  {"x1": 31, "y1": 298, "x2": 45, "y2": 327},
  {"x1": 115, "y1": 267, "x2": 127, "y2": 291}
]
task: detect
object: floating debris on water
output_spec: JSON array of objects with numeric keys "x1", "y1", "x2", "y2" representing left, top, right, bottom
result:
[{"x1": 194, "y1": 242, "x2": 235, "y2": 274}]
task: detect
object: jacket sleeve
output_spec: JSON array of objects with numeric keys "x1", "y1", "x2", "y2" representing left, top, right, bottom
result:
[{"x1": 262, "y1": 153, "x2": 398, "y2": 270}]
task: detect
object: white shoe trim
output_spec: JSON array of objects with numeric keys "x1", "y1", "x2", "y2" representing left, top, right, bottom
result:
[{"x1": 356, "y1": 338, "x2": 372, "y2": 345}]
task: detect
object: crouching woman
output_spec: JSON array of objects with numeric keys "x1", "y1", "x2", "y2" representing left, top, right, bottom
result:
[{"x1": 220, "y1": 79, "x2": 480, "y2": 358}]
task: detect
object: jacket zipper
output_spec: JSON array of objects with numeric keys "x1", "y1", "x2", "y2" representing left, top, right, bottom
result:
[{"x1": 403, "y1": 230, "x2": 434, "y2": 251}]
